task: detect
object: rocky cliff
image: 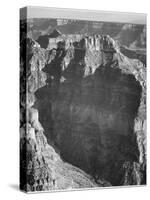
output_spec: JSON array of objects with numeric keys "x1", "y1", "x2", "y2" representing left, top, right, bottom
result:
[
  {"x1": 20, "y1": 36, "x2": 104, "y2": 192},
  {"x1": 20, "y1": 31, "x2": 146, "y2": 192}
]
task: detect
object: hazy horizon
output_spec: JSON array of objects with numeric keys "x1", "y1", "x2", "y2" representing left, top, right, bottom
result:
[{"x1": 20, "y1": 6, "x2": 146, "y2": 25}]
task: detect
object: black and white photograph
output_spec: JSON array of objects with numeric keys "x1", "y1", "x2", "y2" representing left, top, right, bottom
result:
[{"x1": 20, "y1": 6, "x2": 147, "y2": 193}]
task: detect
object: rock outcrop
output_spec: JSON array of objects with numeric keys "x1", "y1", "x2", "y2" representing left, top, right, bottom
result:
[{"x1": 20, "y1": 30, "x2": 146, "y2": 192}]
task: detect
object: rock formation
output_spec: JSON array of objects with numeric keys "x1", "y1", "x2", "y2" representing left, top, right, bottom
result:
[
  {"x1": 120, "y1": 45, "x2": 146, "y2": 65},
  {"x1": 20, "y1": 28, "x2": 146, "y2": 192}
]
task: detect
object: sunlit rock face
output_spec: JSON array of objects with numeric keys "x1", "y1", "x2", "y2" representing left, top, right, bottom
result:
[{"x1": 20, "y1": 30, "x2": 146, "y2": 191}]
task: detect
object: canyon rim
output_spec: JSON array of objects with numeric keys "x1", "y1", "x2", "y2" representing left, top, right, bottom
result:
[{"x1": 20, "y1": 7, "x2": 147, "y2": 192}]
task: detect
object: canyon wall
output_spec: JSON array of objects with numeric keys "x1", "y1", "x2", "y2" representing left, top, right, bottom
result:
[{"x1": 20, "y1": 36, "x2": 101, "y2": 192}]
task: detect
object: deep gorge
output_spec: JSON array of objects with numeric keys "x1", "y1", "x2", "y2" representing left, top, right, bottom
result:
[
  {"x1": 20, "y1": 33, "x2": 146, "y2": 191},
  {"x1": 34, "y1": 36, "x2": 145, "y2": 186}
]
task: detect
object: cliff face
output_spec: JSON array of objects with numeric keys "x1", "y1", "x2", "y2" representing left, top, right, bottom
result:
[
  {"x1": 20, "y1": 32, "x2": 146, "y2": 191},
  {"x1": 20, "y1": 36, "x2": 101, "y2": 192}
]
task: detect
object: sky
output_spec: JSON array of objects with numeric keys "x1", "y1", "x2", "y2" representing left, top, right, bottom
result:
[{"x1": 20, "y1": 6, "x2": 146, "y2": 25}]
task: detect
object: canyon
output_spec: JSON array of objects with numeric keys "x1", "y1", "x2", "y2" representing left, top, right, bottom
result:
[{"x1": 20, "y1": 30, "x2": 146, "y2": 191}]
